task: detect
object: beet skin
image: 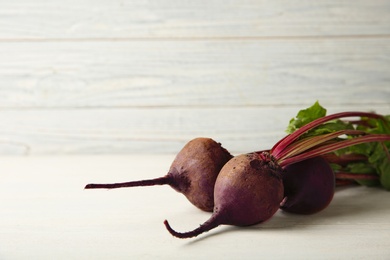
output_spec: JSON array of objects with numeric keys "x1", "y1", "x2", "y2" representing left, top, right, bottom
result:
[
  {"x1": 280, "y1": 156, "x2": 335, "y2": 214},
  {"x1": 164, "y1": 152, "x2": 284, "y2": 238},
  {"x1": 85, "y1": 137, "x2": 232, "y2": 212}
]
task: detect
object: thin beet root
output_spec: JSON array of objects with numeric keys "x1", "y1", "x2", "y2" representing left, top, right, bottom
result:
[
  {"x1": 84, "y1": 137, "x2": 232, "y2": 212},
  {"x1": 164, "y1": 215, "x2": 221, "y2": 239},
  {"x1": 164, "y1": 152, "x2": 284, "y2": 239},
  {"x1": 84, "y1": 176, "x2": 170, "y2": 189}
]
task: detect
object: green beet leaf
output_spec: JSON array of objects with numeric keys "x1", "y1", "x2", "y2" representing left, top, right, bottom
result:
[
  {"x1": 286, "y1": 101, "x2": 390, "y2": 190},
  {"x1": 286, "y1": 101, "x2": 326, "y2": 134}
]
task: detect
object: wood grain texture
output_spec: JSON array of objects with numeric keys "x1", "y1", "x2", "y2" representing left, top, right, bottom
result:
[
  {"x1": 1, "y1": 0, "x2": 389, "y2": 39},
  {"x1": 0, "y1": 105, "x2": 388, "y2": 155},
  {"x1": 0, "y1": 1, "x2": 389, "y2": 155},
  {"x1": 0, "y1": 39, "x2": 389, "y2": 108}
]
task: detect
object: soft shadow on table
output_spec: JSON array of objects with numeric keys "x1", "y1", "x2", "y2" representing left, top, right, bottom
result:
[{"x1": 184, "y1": 185, "x2": 388, "y2": 245}]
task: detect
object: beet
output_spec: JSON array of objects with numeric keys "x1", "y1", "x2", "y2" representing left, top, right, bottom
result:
[
  {"x1": 85, "y1": 137, "x2": 232, "y2": 212},
  {"x1": 164, "y1": 152, "x2": 284, "y2": 238},
  {"x1": 280, "y1": 156, "x2": 335, "y2": 214},
  {"x1": 85, "y1": 106, "x2": 390, "y2": 239}
]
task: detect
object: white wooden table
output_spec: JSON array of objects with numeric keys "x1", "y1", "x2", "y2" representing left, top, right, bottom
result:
[
  {"x1": 1, "y1": 2, "x2": 389, "y2": 258},
  {"x1": 1, "y1": 155, "x2": 389, "y2": 259}
]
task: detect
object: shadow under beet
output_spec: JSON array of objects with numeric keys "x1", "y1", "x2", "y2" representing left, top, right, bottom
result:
[{"x1": 184, "y1": 185, "x2": 389, "y2": 244}]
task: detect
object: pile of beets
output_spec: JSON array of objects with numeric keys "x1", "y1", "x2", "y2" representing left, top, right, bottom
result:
[{"x1": 85, "y1": 103, "x2": 390, "y2": 239}]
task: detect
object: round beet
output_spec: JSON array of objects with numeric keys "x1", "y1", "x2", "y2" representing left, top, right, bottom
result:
[
  {"x1": 280, "y1": 156, "x2": 335, "y2": 214},
  {"x1": 164, "y1": 152, "x2": 284, "y2": 238},
  {"x1": 85, "y1": 137, "x2": 232, "y2": 212}
]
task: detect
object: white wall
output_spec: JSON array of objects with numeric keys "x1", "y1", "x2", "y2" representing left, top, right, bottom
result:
[{"x1": 0, "y1": 0, "x2": 389, "y2": 155}]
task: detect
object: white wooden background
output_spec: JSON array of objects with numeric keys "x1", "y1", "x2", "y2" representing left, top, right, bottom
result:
[{"x1": 0, "y1": 0, "x2": 389, "y2": 155}]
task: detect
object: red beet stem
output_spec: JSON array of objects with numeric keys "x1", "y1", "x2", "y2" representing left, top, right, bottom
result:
[
  {"x1": 276, "y1": 129, "x2": 366, "y2": 161},
  {"x1": 335, "y1": 172, "x2": 379, "y2": 180},
  {"x1": 279, "y1": 134, "x2": 390, "y2": 167},
  {"x1": 164, "y1": 215, "x2": 221, "y2": 239},
  {"x1": 271, "y1": 111, "x2": 386, "y2": 158},
  {"x1": 322, "y1": 153, "x2": 368, "y2": 166},
  {"x1": 336, "y1": 179, "x2": 356, "y2": 187},
  {"x1": 84, "y1": 176, "x2": 170, "y2": 189}
]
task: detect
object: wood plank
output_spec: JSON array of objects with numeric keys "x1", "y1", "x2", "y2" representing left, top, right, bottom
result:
[
  {"x1": 0, "y1": 105, "x2": 388, "y2": 155},
  {"x1": 0, "y1": 39, "x2": 389, "y2": 108},
  {"x1": 0, "y1": 0, "x2": 389, "y2": 39}
]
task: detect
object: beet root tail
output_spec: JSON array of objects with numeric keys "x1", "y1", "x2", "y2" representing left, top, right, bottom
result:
[
  {"x1": 163, "y1": 215, "x2": 221, "y2": 239},
  {"x1": 84, "y1": 176, "x2": 170, "y2": 189}
]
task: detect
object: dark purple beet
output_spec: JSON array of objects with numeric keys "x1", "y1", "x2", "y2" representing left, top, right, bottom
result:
[
  {"x1": 164, "y1": 152, "x2": 284, "y2": 238},
  {"x1": 280, "y1": 156, "x2": 335, "y2": 215},
  {"x1": 85, "y1": 137, "x2": 232, "y2": 212}
]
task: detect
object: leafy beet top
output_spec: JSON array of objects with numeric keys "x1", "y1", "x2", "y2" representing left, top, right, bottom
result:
[{"x1": 276, "y1": 102, "x2": 390, "y2": 190}]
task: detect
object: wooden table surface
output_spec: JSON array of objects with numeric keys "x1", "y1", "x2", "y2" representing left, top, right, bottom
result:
[
  {"x1": 1, "y1": 155, "x2": 389, "y2": 259},
  {"x1": 1, "y1": 2, "x2": 389, "y2": 258}
]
